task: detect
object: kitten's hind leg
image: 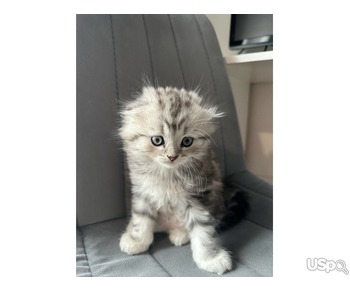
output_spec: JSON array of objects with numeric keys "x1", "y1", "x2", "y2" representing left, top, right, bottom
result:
[
  {"x1": 169, "y1": 227, "x2": 190, "y2": 246},
  {"x1": 119, "y1": 212, "x2": 155, "y2": 255}
]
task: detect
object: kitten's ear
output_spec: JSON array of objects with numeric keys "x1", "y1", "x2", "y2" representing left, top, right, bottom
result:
[
  {"x1": 206, "y1": 106, "x2": 225, "y2": 120},
  {"x1": 193, "y1": 90, "x2": 224, "y2": 119},
  {"x1": 119, "y1": 122, "x2": 139, "y2": 142},
  {"x1": 118, "y1": 108, "x2": 140, "y2": 142},
  {"x1": 118, "y1": 121, "x2": 129, "y2": 141},
  {"x1": 192, "y1": 106, "x2": 225, "y2": 135},
  {"x1": 118, "y1": 126, "x2": 127, "y2": 140}
]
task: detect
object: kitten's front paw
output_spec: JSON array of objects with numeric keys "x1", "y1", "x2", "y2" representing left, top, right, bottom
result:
[
  {"x1": 194, "y1": 248, "x2": 232, "y2": 275},
  {"x1": 119, "y1": 232, "x2": 152, "y2": 255},
  {"x1": 169, "y1": 228, "x2": 190, "y2": 246}
]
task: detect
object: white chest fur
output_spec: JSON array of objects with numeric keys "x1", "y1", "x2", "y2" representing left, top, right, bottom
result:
[{"x1": 132, "y1": 172, "x2": 189, "y2": 231}]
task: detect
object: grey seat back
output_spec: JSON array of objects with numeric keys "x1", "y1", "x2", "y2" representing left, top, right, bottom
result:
[{"x1": 77, "y1": 14, "x2": 246, "y2": 227}]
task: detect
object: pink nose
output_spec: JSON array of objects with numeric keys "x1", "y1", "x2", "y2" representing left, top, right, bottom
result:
[{"x1": 167, "y1": 155, "x2": 179, "y2": 162}]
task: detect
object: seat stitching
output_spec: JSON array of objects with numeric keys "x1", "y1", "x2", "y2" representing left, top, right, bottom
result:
[
  {"x1": 77, "y1": 227, "x2": 93, "y2": 277},
  {"x1": 234, "y1": 182, "x2": 273, "y2": 200},
  {"x1": 148, "y1": 250, "x2": 172, "y2": 276},
  {"x1": 141, "y1": 15, "x2": 155, "y2": 84},
  {"x1": 243, "y1": 217, "x2": 273, "y2": 230},
  {"x1": 168, "y1": 15, "x2": 186, "y2": 88},
  {"x1": 233, "y1": 257, "x2": 267, "y2": 277},
  {"x1": 110, "y1": 15, "x2": 128, "y2": 215},
  {"x1": 226, "y1": 219, "x2": 272, "y2": 276}
]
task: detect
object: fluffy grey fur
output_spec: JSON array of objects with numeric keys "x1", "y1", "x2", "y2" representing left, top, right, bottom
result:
[{"x1": 119, "y1": 86, "x2": 233, "y2": 274}]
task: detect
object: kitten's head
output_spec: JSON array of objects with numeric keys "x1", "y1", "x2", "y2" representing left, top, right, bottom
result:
[{"x1": 119, "y1": 86, "x2": 223, "y2": 169}]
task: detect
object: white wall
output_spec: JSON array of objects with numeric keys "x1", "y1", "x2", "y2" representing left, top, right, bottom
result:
[
  {"x1": 225, "y1": 63, "x2": 251, "y2": 150},
  {"x1": 206, "y1": 14, "x2": 273, "y2": 183},
  {"x1": 246, "y1": 83, "x2": 273, "y2": 183}
]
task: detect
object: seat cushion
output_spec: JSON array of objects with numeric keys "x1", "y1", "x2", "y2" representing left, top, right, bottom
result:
[
  {"x1": 76, "y1": 218, "x2": 272, "y2": 277},
  {"x1": 76, "y1": 219, "x2": 272, "y2": 277}
]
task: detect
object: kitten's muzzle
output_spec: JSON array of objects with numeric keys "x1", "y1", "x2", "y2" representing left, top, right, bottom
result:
[{"x1": 167, "y1": 155, "x2": 179, "y2": 162}]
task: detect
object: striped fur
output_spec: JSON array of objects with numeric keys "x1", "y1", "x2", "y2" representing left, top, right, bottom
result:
[{"x1": 119, "y1": 86, "x2": 237, "y2": 274}]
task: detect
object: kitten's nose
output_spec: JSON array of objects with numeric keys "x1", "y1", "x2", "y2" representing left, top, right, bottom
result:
[{"x1": 167, "y1": 155, "x2": 179, "y2": 162}]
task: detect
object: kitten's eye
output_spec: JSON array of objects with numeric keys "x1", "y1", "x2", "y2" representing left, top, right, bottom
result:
[
  {"x1": 181, "y1": 137, "x2": 193, "y2": 147},
  {"x1": 151, "y1": 136, "x2": 164, "y2": 146}
]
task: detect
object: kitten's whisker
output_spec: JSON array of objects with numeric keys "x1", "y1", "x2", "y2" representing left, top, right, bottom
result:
[{"x1": 191, "y1": 121, "x2": 217, "y2": 126}]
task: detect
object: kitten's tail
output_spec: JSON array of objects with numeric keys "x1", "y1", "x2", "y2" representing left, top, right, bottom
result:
[{"x1": 217, "y1": 179, "x2": 250, "y2": 232}]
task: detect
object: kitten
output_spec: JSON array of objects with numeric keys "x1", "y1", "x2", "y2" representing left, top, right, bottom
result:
[{"x1": 118, "y1": 86, "x2": 245, "y2": 274}]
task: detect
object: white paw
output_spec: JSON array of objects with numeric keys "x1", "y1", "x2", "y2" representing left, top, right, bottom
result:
[
  {"x1": 169, "y1": 229, "x2": 190, "y2": 246},
  {"x1": 119, "y1": 232, "x2": 152, "y2": 255},
  {"x1": 194, "y1": 248, "x2": 232, "y2": 275}
]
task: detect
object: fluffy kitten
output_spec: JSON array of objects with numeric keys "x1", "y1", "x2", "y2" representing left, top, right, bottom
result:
[{"x1": 119, "y1": 86, "x2": 244, "y2": 274}]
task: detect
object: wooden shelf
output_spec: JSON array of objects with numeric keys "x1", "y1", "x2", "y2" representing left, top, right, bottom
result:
[{"x1": 225, "y1": 51, "x2": 273, "y2": 64}]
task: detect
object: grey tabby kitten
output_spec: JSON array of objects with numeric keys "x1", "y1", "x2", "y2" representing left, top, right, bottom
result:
[{"x1": 119, "y1": 86, "x2": 244, "y2": 274}]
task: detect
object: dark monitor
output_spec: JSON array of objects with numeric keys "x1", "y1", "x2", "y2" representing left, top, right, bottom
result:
[{"x1": 230, "y1": 14, "x2": 273, "y2": 50}]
